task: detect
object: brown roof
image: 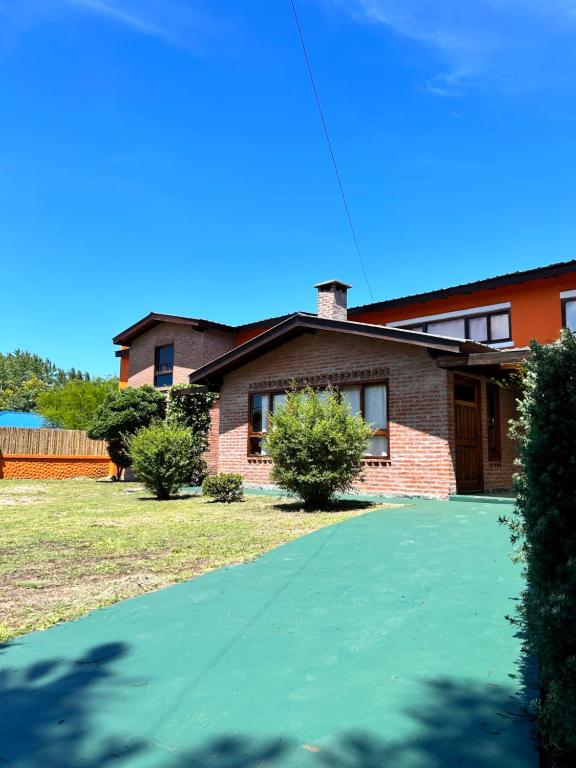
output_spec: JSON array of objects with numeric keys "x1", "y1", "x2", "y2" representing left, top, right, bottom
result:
[
  {"x1": 112, "y1": 312, "x2": 234, "y2": 346},
  {"x1": 348, "y1": 259, "x2": 576, "y2": 315},
  {"x1": 112, "y1": 311, "x2": 314, "y2": 346},
  {"x1": 188, "y1": 313, "x2": 492, "y2": 387},
  {"x1": 113, "y1": 259, "x2": 576, "y2": 347}
]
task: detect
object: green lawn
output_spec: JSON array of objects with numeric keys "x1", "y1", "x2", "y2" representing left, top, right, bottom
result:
[{"x1": 0, "y1": 479, "x2": 387, "y2": 641}]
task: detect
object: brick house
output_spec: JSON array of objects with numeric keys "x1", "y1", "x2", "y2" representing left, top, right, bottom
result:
[{"x1": 113, "y1": 260, "x2": 576, "y2": 498}]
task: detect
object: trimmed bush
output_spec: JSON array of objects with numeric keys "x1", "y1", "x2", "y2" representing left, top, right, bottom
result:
[
  {"x1": 504, "y1": 330, "x2": 576, "y2": 765},
  {"x1": 128, "y1": 422, "x2": 201, "y2": 500},
  {"x1": 265, "y1": 386, "x2": 371, "y2": 508},
  {"x1": 202, "y1": 473, "x2": 244, "y2": 503}
]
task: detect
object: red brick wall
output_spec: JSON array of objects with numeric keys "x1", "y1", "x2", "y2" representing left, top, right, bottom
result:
[
  {"x1": 128, "y1": 324, "x2": 234, "y2": 387},
  {"x1": 204, "y1": 400, "x2": 220, "y2": 475},
  {"x1": 482, "y1": 382, "x2": 518, "y2": 492},
  {"x1": 216, "y1": 330, "x2": 459, "y2": 498}
]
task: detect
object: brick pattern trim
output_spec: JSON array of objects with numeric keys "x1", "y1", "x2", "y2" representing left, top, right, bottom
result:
[{"x1": 0, "y1": 455, "x2": 109, "y2": 479}]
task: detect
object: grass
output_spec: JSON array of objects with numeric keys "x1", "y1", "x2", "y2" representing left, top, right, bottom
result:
[{"x1": 0, "y1": 478, "x2": 392, "y2": 641}]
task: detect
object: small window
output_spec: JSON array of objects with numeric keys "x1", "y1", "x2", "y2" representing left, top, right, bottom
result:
[
  {"x1": 154, "y1": 344, "x2": 174, "y2": 387},
  {"x1": 427, "y1": 318, "x2": 466, "y2": 338},
  {"x1": 487, "y1": 383, "x2": 502, "y2": 461},
  {"x1": 248, "y1": 394, "x2": 270, "y2": 455},
  {"x1": 563, "y1": 299, "x2": 576, "y2": 331},
  {"x1": 454, "y1": 381, "x2": 477, "y2": 403},
  {"x1": 468, "y1": 316, "x2": 488, "y2": 343},
  {"x1": 490, "y1": 313, "x2": 510, "y2": 342}
]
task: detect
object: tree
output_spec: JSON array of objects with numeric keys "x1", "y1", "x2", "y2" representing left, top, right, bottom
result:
[
  {"x1": 87, "y1": 386, "x2": 166, "y2": 479},
  {"x1": 166, "y1": 384, "x2": 218, "y2": 446},
  {"x1": 0, "y1": 377, "x2": 49, "y2": 412},
  {"x1": 128, "y1": 422, "x2": 200, "y2": 500},
  {"x1": 265, "y1": 386, "x2": 372, "y2": 508},
  {"x1": 37, "y1": 378, "x2": 118, "y2": 430},
  {"x1": 503, "y1": 330, "x2": 576, "y2": 765},
  {"x1": 0, "y1": 350, "x2": 90, "y2": 412},
  {"x1": 164, "y1": 384, "x2": 218, "y2": 485}
]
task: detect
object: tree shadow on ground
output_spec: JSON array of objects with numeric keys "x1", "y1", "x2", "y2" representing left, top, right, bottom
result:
[
  {"x1": 274, "y1": 500, "x2": 376, "y2": 514},
  {"x1": 0, "y1": 640, "x2": 537, "y2": 768},
  {"x1": 317, "y1": 676, "x2": 535, "y2": 768}
]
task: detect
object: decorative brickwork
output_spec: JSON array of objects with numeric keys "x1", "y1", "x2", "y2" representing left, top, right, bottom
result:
[{"x1": 0, "y1": 455, "x2": 109, "y2": 479}]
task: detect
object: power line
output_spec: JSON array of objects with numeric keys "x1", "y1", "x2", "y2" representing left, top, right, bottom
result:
[{"x1": 289, "y1": 0, "x2": 374, "y2": 301}]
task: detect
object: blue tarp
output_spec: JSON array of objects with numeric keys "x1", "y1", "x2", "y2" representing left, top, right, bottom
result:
[{"x1": 0, "y1": 411, "x2": 49, "y2": 428}]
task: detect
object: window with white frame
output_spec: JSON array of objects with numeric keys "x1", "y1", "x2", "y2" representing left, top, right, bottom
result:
[{"x1": 248, "y1": 383, "x2": 389, "y2": 458}]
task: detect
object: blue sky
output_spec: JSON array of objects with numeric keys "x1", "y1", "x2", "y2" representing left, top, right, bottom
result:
[{"x1": 2, "y1": 0, "x2": 576, "y2": 376}]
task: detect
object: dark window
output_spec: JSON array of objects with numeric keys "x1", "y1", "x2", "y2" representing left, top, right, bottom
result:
[
  {"x1": 487, "y1": 383, "x2": 502, "y2": 461},
  {"x1": 247, "y1": 384, "x2": 389, "y2": 458},
  {"x1": 154, "y1": 344, "x2": 174, "y2": 387},
  {"x1": 399, "y1": 309, "x2": 511, "y2": 344},
  {"x1": 248, "y1": 394, "x2": 270, "y2": 455},
  {"x1": 562, "y1": 298, "x2": 576, "y2": 331},
  {"x1": 454, "y1": 381, "x2": 477, "y2": 403}
]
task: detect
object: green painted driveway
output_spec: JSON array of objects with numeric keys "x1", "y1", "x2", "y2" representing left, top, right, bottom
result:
[{"x1": 0, "y1": 498, "x2": 537, "y2": 767}]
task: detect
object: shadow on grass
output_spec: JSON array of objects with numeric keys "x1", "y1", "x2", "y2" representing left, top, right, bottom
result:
[
  {"x1": 0, "y1": 639, "x2": 536, "y2": 768},
  {"x1": 274, "y1": 499, "x2": 376, "y2": 514},
  {"x1": 136, "y1": 494, "x2": 202, "y2": 502}
]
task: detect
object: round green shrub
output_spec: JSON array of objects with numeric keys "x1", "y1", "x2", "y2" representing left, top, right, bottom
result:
[
  {"x1": 127, "y1": 421, "x2": 201, "y2": 500},
  {"x1": 265, "y1": 386, "x2": 371, "y2": 509},
  {"x1": 202, "y1": 473, "x2": 244, "y2": 503}
]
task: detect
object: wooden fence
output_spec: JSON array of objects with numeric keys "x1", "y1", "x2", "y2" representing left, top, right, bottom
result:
[{"x1": 0, "y1": 427, "x2": 107, "y2": 456}]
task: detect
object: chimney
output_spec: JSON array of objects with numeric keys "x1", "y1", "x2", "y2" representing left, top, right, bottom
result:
[{"x1": 315, "y1": 279, "x2": 352, "y2": 321}]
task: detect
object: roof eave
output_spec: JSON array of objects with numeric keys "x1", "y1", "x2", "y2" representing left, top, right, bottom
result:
[
  {"x1": 112, "y1": 313, "x2": 235, "y2": 346},
  {"x1": 348, "y1": 259, "x2": 576, "y2": 315},
  {"x1": 188, "y1": 314, "x2": 484, "y2": 387}
]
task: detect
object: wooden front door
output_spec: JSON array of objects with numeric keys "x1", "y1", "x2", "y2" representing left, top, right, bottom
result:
[{"x1": 454, "y1": 376, "x2": 483, "y2": 493}]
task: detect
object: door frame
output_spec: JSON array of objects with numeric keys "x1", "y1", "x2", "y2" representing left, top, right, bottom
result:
[{"x1": 454, "y1": 375, "x2": 484, "y2": 494}]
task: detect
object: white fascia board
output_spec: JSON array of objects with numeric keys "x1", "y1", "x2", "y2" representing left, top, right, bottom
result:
[{"x1": 490, "y1": 340, "x2": 515, "y2": 349}]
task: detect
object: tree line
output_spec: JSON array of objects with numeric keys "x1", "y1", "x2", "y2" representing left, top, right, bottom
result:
[{"x1": 0, "y1": 349, "x2": 116, "y2": 429}]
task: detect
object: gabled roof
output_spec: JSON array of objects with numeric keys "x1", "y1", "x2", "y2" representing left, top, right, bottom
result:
[
  {"x1": 112, "y1": 312, "x2": 234, "y2": 346},
  {"x1": 188, "y1": 313, "x2": 492, "y2": 386},
  {"x1": 112, "y1": 311, "x2": 315, "y2": 346},
  {"x1": 348, "y1": 259, "x2": 576, "y2": 315}
]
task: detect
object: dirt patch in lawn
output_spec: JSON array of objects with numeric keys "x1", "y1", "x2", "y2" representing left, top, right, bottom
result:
[{"x1": 0, "y1": 479, "x2": 397, "y2": 640}]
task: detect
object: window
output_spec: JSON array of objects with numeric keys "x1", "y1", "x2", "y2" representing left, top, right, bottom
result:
[
  {"x1": 427, "y1": 318, "x2": 466, "y2": 338},
  {"x1": 248, "y1": 392, "x2": 286, "y2": 455},
  {"x1": 154, "y1": 344, "x2": 174, "y2": 387},
  {"x1": 247, "y1": 383, "x2": 389, "y2": 458},
  {"x1": 562, "y1": 298, "x2": 576, "y2": 331},
  {"x1": 399, "y1": 309, "x2": 511, "y2": 344},
  {"x1": 487, "y1": 383, "x2": 502, "y2": 461}
]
